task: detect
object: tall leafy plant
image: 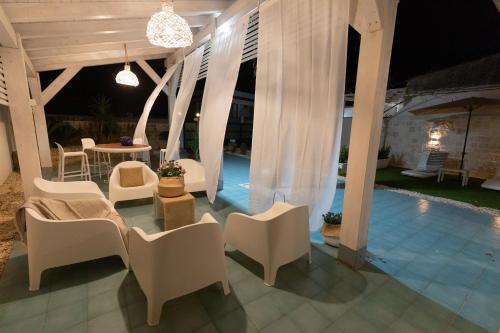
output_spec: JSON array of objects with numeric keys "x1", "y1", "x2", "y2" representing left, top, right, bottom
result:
[{"x1": 90, "y1": 95, "x2": 118, "y2": 142}]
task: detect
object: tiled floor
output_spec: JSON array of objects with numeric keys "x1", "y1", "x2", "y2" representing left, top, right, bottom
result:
[{"x1": 0, "y1": 154, "x2": 498, "y2": 332}]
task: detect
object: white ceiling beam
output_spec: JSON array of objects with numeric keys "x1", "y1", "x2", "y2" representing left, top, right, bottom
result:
[
  {"x1": 41, "y1": 66, "x2": 81, "y2": 106},
  {"x1": 23, "y1": 48, "x2": 36, "y2": 78},
  {"x1": 0, "y1": 4, "x2": 17, "y2": 47},
  {"x1": 3, "y1": 1, "x2": 231, "y2": 23},
  {"x1": 22, "y1": 30, "x2": 149, "y2": 50},
  {"x1": 349, "y1": 0, "x2": 383, "y2": 34},
  {"x1": 136, "y1": 59, "x2": 169, "y2": 96},
  {"x1": 14, "y1": 16, "x2": 211, "y2": 39},
  {"x1": 27, "y1": 40, "x2": 173, "y2": 60},
  {"x1": 34, "y1": 49, "x2": 169, "y2": 72}
]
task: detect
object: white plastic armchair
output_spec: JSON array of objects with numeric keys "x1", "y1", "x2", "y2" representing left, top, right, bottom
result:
[
  {"x1": 129, "y1": 213, "x2": 229, "y2": 326},
  {"x1": 109, "y1": 161, "x2": 159, "y2": 205},
  {"x1": 33, "y1": 177, "x2": 105, "y2": 200},
  {"x1": 224, "y1": 202, "x2": 310, "y2": 286},
  {"x1": 176, "y1": 159, "x2": 206, "y2": 193},
  {"x1": 25, "y1": 208, "x2": 129, "y2": 291}
]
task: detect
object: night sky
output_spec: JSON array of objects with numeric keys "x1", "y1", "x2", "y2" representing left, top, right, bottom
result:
[{"x1": 41, "y1": 0, "x2": 500, "y2": 118}]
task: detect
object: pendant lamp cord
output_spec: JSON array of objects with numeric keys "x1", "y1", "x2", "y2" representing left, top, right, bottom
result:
[{"x1": 124, "y1": 43, "x2": 129, "y2": 66}]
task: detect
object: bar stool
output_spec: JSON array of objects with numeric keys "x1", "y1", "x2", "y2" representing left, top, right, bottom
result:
[
  {"x1": 56, "y1": 142, "x2": 91, "y2": 182},
  {"x1": 81, "y1": 138, "x2": 111, "y2": 179}
]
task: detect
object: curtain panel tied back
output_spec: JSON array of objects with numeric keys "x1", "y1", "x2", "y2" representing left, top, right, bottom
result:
[
  {"x1": 199, "y1": 15, "x2": 250, "y2": 203},
  {"x1": 249, "y1": 0, "x2": 349, "y2": 230},
  {"x1": 163, "y1": 45, "x2": 206, "y2": 162}
]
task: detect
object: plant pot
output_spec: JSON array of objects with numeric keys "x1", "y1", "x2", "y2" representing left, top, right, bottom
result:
[
  {"x1": 158, "y1": 177, "x2": 185, "y2": 198},
  {"x1": 376, "y1": 158, "x2": 390, "y2": 169},
  {"x1": 321, "y1": 223, "x2": 341, "y2": 247}
]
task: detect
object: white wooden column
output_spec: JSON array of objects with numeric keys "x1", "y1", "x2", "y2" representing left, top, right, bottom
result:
[
  {"x1": 0, "y1": 44, "x2": 42, "y2": 196},
  {"x1": 338, "y1": 0, "x2": 399, "y2": 268},
  {"x1": 28, "y1": 74, "x2": 52, "y2": 168}
]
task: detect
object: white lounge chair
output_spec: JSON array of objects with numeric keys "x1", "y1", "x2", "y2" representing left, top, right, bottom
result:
[
  {"x1": 23, "y1": 179, "x2": 129, "y2": 291},
  {"x1": 108, "y1": 161, "x2": 159, "y2": 205},
  {"x1": 481, "y1": 167, "x2": 500, "y2": 191},
  {"x1": 129, "y1": 213, "x2": 229, "y2": 326},
  {"x1": 401, "y1": 151, "x2": 449, "y2": 178},
  {"x1": 33, "y1": 177, "x2": 105, "y2": 200},
  {"x1": 224, "y1": 202, "x2": 310, "y2": 286},
  {"x1": 176, "y1": 159, "x2": 207, "y2": 193}
]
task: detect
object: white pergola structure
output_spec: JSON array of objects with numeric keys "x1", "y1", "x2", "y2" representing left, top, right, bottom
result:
[{"x1": 0, "y1": 0, "x2": 398, "y2": 268}]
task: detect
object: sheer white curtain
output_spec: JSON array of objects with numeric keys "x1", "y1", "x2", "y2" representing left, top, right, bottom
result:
[
  {"x1": 199, "y1": 16, "x2": 249, "y2": 203},
  {"x1": 133, "y1": 63, "x2": 180, "y2": 147},
  {"x1": 249, "y1": 0, "x2": 349, "y2": 230},
  {"x1": 163, "y1": 45, "x2": 205, "y2": 162}
]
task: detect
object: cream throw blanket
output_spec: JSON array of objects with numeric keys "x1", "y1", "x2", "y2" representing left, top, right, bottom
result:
[{"x1": 16, "y1": 197, "x2": 129, "y2": 248}]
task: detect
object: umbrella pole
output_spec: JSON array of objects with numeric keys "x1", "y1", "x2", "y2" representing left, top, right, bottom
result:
[{"x1": 460, "y1": 107, "x2": 473, "y2": 170}]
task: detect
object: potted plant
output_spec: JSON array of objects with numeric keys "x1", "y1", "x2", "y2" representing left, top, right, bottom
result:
[
  {"x1": 338, "y1": 146, "x2": 348, "y2": 174},
  {"x1": 157, "y1": 160, "x2": 186, "y2": 198},
  {"x1": 377, "y1": 145, "x2": 391, "y2": 169},
  {"x1": 321, "y1": 212, "x2": 342, "y2": 247}
]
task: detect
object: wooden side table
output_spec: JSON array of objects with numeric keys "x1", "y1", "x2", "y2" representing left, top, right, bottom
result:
[{"x1": 154, "y1": 190, "x2": 195, "y2": 231}]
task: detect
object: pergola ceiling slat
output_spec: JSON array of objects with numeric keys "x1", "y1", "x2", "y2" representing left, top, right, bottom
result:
[
  {"x1": 0, "y1": 0, "x2": 236, "y2": 71},
  {"x1": 14, "y1": 16, "x2": 211, "y2": 39},
  {"x1": 32, "y1": 47, "x2": 170, "y2": 71},
  {"x1": 2, "y1": 1, "x2": 232, "y2": 23}
]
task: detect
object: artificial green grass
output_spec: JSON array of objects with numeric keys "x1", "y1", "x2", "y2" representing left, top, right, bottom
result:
[{"x1": 374, "y1": 167, "x2": 500, "y2": 210}]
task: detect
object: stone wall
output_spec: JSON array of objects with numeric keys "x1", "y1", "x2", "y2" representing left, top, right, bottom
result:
[{"x1": 384, "y1": 110, "x2": 500, "y2": 179}]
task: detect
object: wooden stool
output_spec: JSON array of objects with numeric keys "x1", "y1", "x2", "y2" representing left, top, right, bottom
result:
[{"x1": 154, "y1": 191, "x2": 195, "y2": 231}]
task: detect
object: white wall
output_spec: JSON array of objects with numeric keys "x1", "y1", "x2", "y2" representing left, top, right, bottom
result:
[{"x1": 0, "y1": 106, "x2": 13, "y2": 184}]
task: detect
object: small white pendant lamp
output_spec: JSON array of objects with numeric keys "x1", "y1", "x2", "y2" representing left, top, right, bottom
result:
[
  {"x1": 115, "y1": 44, "x2": 139, "y2": 87},
  {"x1": 147, "y1": 0, "x2": 193, "y2": 49}
]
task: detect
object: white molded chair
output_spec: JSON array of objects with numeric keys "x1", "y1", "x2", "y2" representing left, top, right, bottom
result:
[
  {"x1": 176, "y1": 159, "x2": 207, "y2": 193},
  {"x1": 56, "y1": 142, "x2": 91, "y2": 182},
  {"x1": 482, "y1": 167, "x2": 500, "y2": 191},
  {"x1": 24, "y1": 180, "x2": 128, "y2": 291},
  {"x1": 108, "y1": 161, "x2": 159, "y2": 205},
  {"x1": 33, "y1": 177, "x2": 105, "y2": 200},
  {"x1": 224, "y1": 202, "x2": 310, "y2": 286},
  {"x1": 129, "y1": 213, "x2": 229, "y2": 326}
]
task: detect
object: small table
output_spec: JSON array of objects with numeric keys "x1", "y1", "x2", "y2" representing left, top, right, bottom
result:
[
  {"x1": 437, "y1": 167, "x2": 469, "y2": 186},
  {"x1": 92, "y1": 143, "x2": 152, "y2": 179},
  {"x1": 154, "y1": 190, "x2": 195, "y2": 231}
]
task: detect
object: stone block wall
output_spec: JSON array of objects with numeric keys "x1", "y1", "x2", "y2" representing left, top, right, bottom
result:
[{"x1": 384, "y1": 110, "x2": 500, "y2": 179}]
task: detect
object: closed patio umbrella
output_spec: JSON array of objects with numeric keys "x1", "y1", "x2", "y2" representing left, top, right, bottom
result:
[{"x1": 410, "y1": 97, "x2": 500, "y2": 169}]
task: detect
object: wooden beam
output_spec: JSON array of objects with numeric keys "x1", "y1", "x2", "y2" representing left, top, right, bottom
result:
[
  {"x1": 3, "y1": 2, "x2": 231, "y2": 23},
  {"x1": 0, "y1": 4, "x2": 17, "y2": 47},
  {"x1": 22, "y1": 30, "x2": 148, "y2": 50},
  {"x1": 27, "y1": 41, "x2": 173, "y2": 60},
  {"x1": 0, "y1": 40, "x2": 42, "y2": 196},
  {"x1": 28, "y1": 74, "x2": 52, "y2": 168},
  {"x1": 14, "y1": 16, "x2": 211, "y2": 39},
  {"x1": 349, "y1": 0, "x2": 383, "y2": 34},
  {"x1": 41, "y1": 67, "x2": 81, "y2": 106},
  {"x1": 339, "y1": 0, "x2": 398, "y2": 269},
  {"x1": 136, "y1": 59, "x2": 169, "y2": 96},
  {"x1": 23, "y1": 47, "x2": 36, "y2": 78},
  {"x1": 34, "y1": 48, "x2": 169, "y2": 72}
]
